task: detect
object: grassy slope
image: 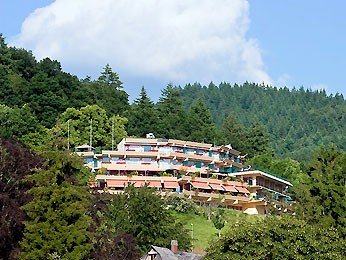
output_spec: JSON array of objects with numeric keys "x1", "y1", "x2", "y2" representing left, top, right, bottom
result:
[{"x1": 174, "y1": 207, "x2": 260, "y2": 254}]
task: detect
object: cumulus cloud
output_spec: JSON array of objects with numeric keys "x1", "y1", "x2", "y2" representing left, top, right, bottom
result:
[{"x1": 13, "y1": 0, "x2": 271, "y2": 88}]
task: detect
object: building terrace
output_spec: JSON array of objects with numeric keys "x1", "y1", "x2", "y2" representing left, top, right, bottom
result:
[{"x1": 79, "y1": 136, "x2": 292, "y2": 215}]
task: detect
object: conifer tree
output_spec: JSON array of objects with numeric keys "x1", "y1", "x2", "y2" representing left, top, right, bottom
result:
[
  {"x1": 220, "y1": 112, "x2": 246, "y2": 150},
  {"x1": 294, "y1": 146, "x2": 346, "y2": 237},
  {"x1": 20, "y1": 152, "x2": 93, "y2": 260},
  {"x1": 187, "y1": 98, "x2": 217, "y2": 143},
  {"x1": 156, "y1": 84, "x2": 188, "y2": 139},
  {"x1": 244, "y1": 120, "x2": 273, "y2": 158},
  {"x1": 126, "y1": 86, "x2": 158, "y2": 137}
]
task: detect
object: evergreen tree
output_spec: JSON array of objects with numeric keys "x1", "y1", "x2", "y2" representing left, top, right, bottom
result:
[
  {"x1": 20, "y1": 151, "x2": 93, "y2": 260},
  {"x1": 126, "y1": 86, "x2": 158, "y2": 137},
  {"x1": 243, "y1": 120, "x2": 273, "y2": 158},
  {"x1": 187, "y1": 98, "x2": 217, "y2": 143},
  {"x1": 156, "y1": 84, "x2": 188, "y2": 139},
  {"x1": 88, "y1": 64, "x2": 129, "y2": 116},
  {"x1": 219, "y1": 112, "x2": 246, "y2": 150},
  {"x1": 294, "y1": 146, "x2": 346, "y2": 237}
]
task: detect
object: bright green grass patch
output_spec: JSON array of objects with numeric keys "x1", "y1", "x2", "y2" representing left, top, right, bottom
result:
[{"x1": 174, "y1": 207, "x2": 259, "y2": 253}]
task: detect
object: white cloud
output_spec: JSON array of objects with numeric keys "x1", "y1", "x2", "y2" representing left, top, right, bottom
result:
[{"x1": 12, "y1": 0, "x2": 272, "y2": 87}]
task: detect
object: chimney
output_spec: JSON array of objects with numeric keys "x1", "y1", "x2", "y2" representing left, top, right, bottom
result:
[{"x1": 171, "y1": 240, "x2": 178, "y2": 253}]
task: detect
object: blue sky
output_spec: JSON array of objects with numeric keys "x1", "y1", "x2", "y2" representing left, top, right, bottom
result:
[{"x1": 1, "y1": 0, "x2": 346, "y2": 101}]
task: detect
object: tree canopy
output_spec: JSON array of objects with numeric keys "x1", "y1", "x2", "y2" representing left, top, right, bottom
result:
[
  {"x1": 205, "y1": 216, "x2": 346, "y2": 260},
  {"x1": 107, "y1": 184, "x2": 191, "y2": 254}
]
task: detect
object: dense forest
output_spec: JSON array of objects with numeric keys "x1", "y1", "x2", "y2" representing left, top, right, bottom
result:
[
  {"x1": 1, "y1": 34, "x2": 346, "y2": 163},
  {"x1": 1, "y1": 33, "x2": 346, "y2": 259}
]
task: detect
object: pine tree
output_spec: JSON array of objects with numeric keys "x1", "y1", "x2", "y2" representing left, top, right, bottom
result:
[
  {"x1": 156, "y1": 84, "x2": 188, "y2": 139},
  {"x1": 244, "y1": 120, "x2": 273, "y2": 158},
  {"x1": 220, "y1": 112, "x2": 246, "y2": 150},
  {"x1": 126, "y1": 86, "x2": 158, "y2": 137},
  {"x1": 20, "y1": 152, "x2": 93, "y2": 260},
  {"x1": 187, "y1": 98, "x2": 217, "y2": 143},
  {"x1": 294, "y1": 146, "x2": 346, "y2": 237}
]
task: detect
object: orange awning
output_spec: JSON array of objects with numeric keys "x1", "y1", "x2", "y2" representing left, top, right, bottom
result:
[
  {"x1": 129, "y1": 180, "x2": 146, "y2": 187},
  {"x1": 235, "y1": 186, "x2": 250, "y2": 194},
  {"x1": 209, "y1": 183, "x2": 224, "y2": 191},
  {"x1": 191, "y1": 181, "x2": 210, "y2": 189},
  {"x1": 146, "y1": 181, "x2": 162, "y2": 188},
  {"x1": 107, "y1": 180, "x2": 127, "y2": 187},
  {"x1": 222, "y1": 185, "x2": 238, "y2": 193},
  {"x1": 164, "y1": 181, "x2": 179, "y2": 189}
]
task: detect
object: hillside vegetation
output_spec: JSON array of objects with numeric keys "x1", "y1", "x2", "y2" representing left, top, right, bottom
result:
[
  {"x1": 179, "y1": 82, "x2": 346, "y2": 161},
  {"x1": 1, "y1": 33, "x2": 346, "y2": 259},
  {"x1": 2, "y1": 34, "x2": 346, "y2": 162}
]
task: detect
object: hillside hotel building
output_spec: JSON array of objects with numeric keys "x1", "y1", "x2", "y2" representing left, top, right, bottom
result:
[{"x1": 76, "y1": 135, "x2": 292, "y2": 215}]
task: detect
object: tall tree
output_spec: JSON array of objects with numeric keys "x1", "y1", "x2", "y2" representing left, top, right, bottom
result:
[
  {"x1": 219, "y1": 112, "x2": 246, "y2": 150},
  {"x1": 0, "y1": 139, "x2": 43, "y2": 260},
  {"x1": 56, "y1": 105, "x2": 128, "y2": 150},
  {"x1": 294, "y1": 146, "x2": 346, "y2": 237},
  {"x1": 243, "y1": 120, "x2": 273, "y2": 158},
  {"x1": 20, "y1": 151, "x2": 93, "y2": 260},
  {"x1": 108, "y1": 185, "x2": 191, "y2": 254},
  {"x1": 205, "y1": 216, "x2": 346, "y2": 260},
  {"x1": 187, "y1": 98, "x2": 217, "y2": 143},
  {"x1": 87, "y1": 64, "x2": 129, "y2": 116},
  {"x1": 126, "y1": 86, "x2": 158, "y2": 137},
  {"x1": 156, "y1": 84, "x2": 188, "y2": 139}
]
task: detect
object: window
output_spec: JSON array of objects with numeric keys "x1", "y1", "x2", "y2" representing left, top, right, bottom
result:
[{"x1": 102, "y1": 157, "x2": 110, "y2": 163}]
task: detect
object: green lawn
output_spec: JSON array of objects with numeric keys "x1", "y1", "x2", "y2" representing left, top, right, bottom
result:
[{"x1": 174, "y1": 208, "x2": 259, "y2": 254}]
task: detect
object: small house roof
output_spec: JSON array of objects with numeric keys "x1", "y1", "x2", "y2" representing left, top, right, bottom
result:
[
  {"x1": 141, "y1": 246, "x2": 204, "y2": 260},
  {"x1": 75, "y1": 144, "x2": 94, "y2": 150}
]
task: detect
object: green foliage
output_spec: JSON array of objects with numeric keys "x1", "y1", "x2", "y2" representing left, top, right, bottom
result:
[
  {"x1": 164, "y1": 193, "x2": 199, "y2": 214},
  {"x1": 293, "y1": 146, "x2": 346, "y2": 237},
  {"x1": 219, "y1": 112, "x2": 246, "y2": 151},
  {"x1": 156, "y1": 84, "x2": 189, "y2": 139},
  {"x1": 186, "y1": 98, "x2": 217, "y2": 144},
  {"x1": 126, "y1": 86, "x2": 158, "y2": 137},
  {"x1": 0, "y1": 104, "x2": 41, "y2": 138},
  {"x1": 205, "y1": 216, "x2": 346, "y2": 260},
  {"x1": 107, "y1": 184, "x2": 191, "y2": 254},
  {"x1": 180, "y1": 82, "x2": 346, "y2": 161},
  {"x1": 248, "y1": 154, "x2": 307, "y2": 186},
  {"x1": 56, "y1": 105, "x2": 127, "y2": 150},
  {"x1": 20, "y1": 151, "x2": 93, "y2": 260},
  {"x1": 0, "y1": 139, "x2": 44, "y2": 259},
  {"x1": 243, "y1": 120, "x2": 273, "y2": 158},
  {"x1": 84, "y1": 64, "x2": 129, "y2": 116},
  {"x1": 212, "y1": 209, "x2": 225, "y2": 233},
  {"x1": 87, "y1": 192, "x2": 140, "y2": 259}
]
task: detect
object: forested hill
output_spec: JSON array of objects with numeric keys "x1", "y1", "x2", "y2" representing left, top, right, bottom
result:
[
  {"x1": 1, "y1": 33, "x2": 346, "y2": 162},
  {"x1": 178, "y1": 82, "x2": 346, "y2": 160}
]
